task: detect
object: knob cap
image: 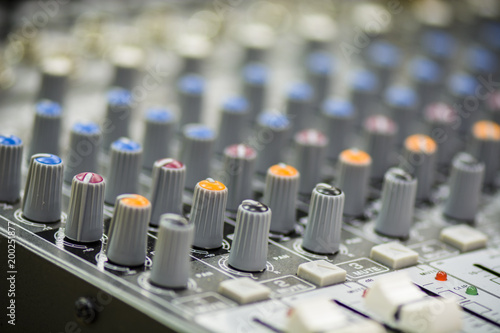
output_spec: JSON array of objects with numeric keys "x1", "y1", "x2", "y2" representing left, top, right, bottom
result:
[
  {"x1": 444, "y1": 153, "x2": 484, "y2": 221},
  {"x1": 215, "y1": 97, "x2": 249, "y2": 153},
  {"x1": 228, "y1": 200, "x2": 271, "y2": 272},
  {"x1": 321, "y1": 99, "x2": 355, "y2": 160},
  {"x1": 468, "y1": 121, "x2": 500, "y2": 187},
  {"x1": 222, "y1": 144, "x2": 257, "y2": 212},
  {"x1": 255, "y1": 112, "x2": 290, "y2": 173},
  {"x1": 178, "y1": 74, "x2": 205, "y2": 128},
  {"x1": 150, "y1": 159, "x2": 186, "y2": 226},
  {"x1": 65, "y1": 173, "x2": 105, "y2": 243},
  {"x1": 0, "y1": 135, "x2": 23, "y2": 203},
  {"x1": 104, "y1": 138, "x2": 142, "y2": 204},
  {"x1": 286, "y1": 82, "x2": 313, "y2": 135},
  {"x1": 150, "y1": 214, "x2": 194, "y2": 288},
  {"x1": 306, "y1": 51, "x2": 334, "y2": 108},
  {"x1": 190, "y1": 179, "x2": 228, "y2": 249},
  {"x1": 179, "y1": 124, "x2": 216, "y2": 189},
  {"x1": 29, "y1": 100, "x2": 62, "y2": 158},
  {"x1": 302, "y1": 184, "x2": 344, "y2": 254},
  {"x1": 363, "y1": 115, "x2": 398, "y2": 180},
  {"x1": 102, "y1": 88, "x2": 132, "y2": 150},
  {"x1": 142, "y1": 108, "x2": 176, "y2": 170},
  {"x1": 374, "y1": 168, "x2": 417, "y2": 238},
  {"x1": 336, "y1": 149, "x2": 371, "y2": 217},
  {"x1": 243, "y1": 63, "x2": 268, "y2": 123},
  {"x1": 64, "y1": 122, "x2": 101, "y2": 183},
  {"x1": 22, "y1": 154, "x2": 64, "y2": 223},
  {"x1": 294, "y1": 129, "x2": 328, "y2": 194},
  {"x1": 106, "y1": 194, "x2": 151, "y2": 266},
  {"x1": 262, "y1": 164, "x2": 299, "y2": 233}
]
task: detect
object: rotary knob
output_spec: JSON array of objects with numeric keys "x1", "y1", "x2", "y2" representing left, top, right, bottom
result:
[
  {"x1": 37, "y1": 55, "x2": 72, "y2": 104},
  {"x1": 106, "y1": 194, "x2": 151, "y2": 266},
  {"x1": 228, "y1": 200, "x2": 271, "y2": 272},
  {"x1": 64, "y1": 122, "x2": 101, "y2": 183},
  {"x1": 306, "y1": 51, "x2": 335, "y2": 108},
  {"x1": 286, "y1": 82, "x2": 313, "y2": 135},
  {"x1": 243, "y1": 62, "x2": 268, "y2": 123},
  {"x1": 294, "y1": 129, "x2": 328, "y2": 194},
  {"x1": 178, "y1": 74, "x2": 205, "y2": 128},
  {"x1": 366, "y1": 41, "x2": 401, "y2": 94},
  {"x1": 110, "y1": 44, "x2": 144, "y2": 90},
  {"x1": 215, "y1": 97, "x2": 249, "y2": 153},
  {"x1": 29, "y1": 100, "x2": 62, "y2": 158},
  {"x1": 65, "y1": 173, "x2": 105, "y2": 243},
  {"x1": 363, "y1": 115, "x2": 398, "y2": 180},
  {"x1": 302, "y1": 184, "x2": 344, "y2": 254},
  {"x1": 447, "y1": 73, "x2": 478, "y2": 134},
  {"x1": 321, "y1": 98, "x2": 355, "y2": 161},
  {"x1": 0, "y1": 135, "x2": 23, "y2": 203},
  {"x1": 142, "y1": 108, "x2": 176, "y2": 170},
  {"x1": 102, "y1": 88, "x2": 133, "y2": 150},
  {"x1": 384, "y1": 86, "x2": 418, "y2": 146},
  {"x1": 190, "y1": 179, "x2": 228, "y2": 249},
  {"x1": 22, "y1": 154, "x2": 64, "y2": 223},
  {"x1": 255, "y1": 112, "x2": 290, "y2": 173},
  {"x1": 468, "y1": 121, "x2": 500, "y2": 187},
  {"x1": 350, "y1": 69, "x2": 379, "y2": 127},
  {"x1": 410, "y1": 57, "x2": 442, "y2": 109}
]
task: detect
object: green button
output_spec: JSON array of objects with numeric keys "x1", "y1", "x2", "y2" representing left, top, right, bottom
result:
[{"x1": 466, "y1": 285, "x2": 478, "y2": 296}]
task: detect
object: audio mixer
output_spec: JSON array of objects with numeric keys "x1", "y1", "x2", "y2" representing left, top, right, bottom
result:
[{"x1": 1, "y1": 1, "x2": 500, "y2": 332}]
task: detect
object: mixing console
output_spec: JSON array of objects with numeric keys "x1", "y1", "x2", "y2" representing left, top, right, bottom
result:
[{"x1": 0, "y1": 1, "x2": 500, "y2": 332}]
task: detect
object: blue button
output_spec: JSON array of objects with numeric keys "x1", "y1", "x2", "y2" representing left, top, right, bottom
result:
[
  {"x1": 411, "y1": 57, "x2": 441, "y2": 83},
  {"x1": 36, "y1": 101, "x2": 62, "y2": 116},
  {"x1": 467, "y1": 46, "x2": 497, "y2": 73},
  {"x1": 322, "y1": 98, "x2": 354, "y2": 117},
  {"x1": 146, "y1": 108, "x2": 174, "y2": 123},
  {"x1": 307, "y1": 51, "x2": 334, "y2": 75},
  {"x1": 368, "y1": 41, "x2": 400, "y2": 67},
  {"x1": 385, "y1": 86, "x2": 417, "y2": 108},
  {"x1": 178, "y1": 74, "x2": 205, "y2": 94},
  {"x1": 288, "y1": 82, "x2": 313, "y2": 101},
  {"x1": 0, "y1": 135, "x2": 22, "y2": 146},
  {"x1": 73, "y1": 122, "x2": 100, "y2": 135},
  {"x1": 35, "y1": 154, "x2": 62, "y2": 165},
  {"x1": 185, "y1": 125, "x2": 215, "y2": 140},
  {"x1": 223, "y1": 97, "x2": 248, "y2": 113},
  {"x1": 112, "y1": 138, "x2": 141, "y2": 152},
  {"x1": 422, "y1": 30, "x2": 455, "y2": 59},
  {"x1": 108, "y1": 88, "x2": 132, "y2": 106},
  {"x1": 243, "y1": 63, "x2": 268, "y2": 85},
  {"x1": 448, "y1": 73, "x2": 477, "y2": 96},
  {"x1": 351, "y1": 69, "x2": 379, "y2": 92},
  {"x1": 258, "y1": 112, "x2": 289, "y2": 129}
]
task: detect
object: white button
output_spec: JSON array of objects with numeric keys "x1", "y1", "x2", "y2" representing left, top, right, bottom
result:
[
  {"x1": 297, "y1": 260, "x2": 346, "y2": 287},
  {"x1": 218, "y1": 277, "x2": 271, "y2": 304},
  {"x1": 440, "y1": 224, "x2": 487, "y2": 252},
  {"x1": 287, "y1": 298, "x2": 347, "y2": 333},
  {"x1": 370, "y1": 242, "x2": 419, "y2": 269},
  {"x1": 330, "y1": 320, "x2": 386, "y2": 333}
]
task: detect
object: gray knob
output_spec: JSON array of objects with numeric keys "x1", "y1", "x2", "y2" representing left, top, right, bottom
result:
[
  {"x1": 215, "y1": 97, "x2": 249, "y2": 153},
  {"x1": 64, "y1": 122, "x2": 101, "y2": 183},
  {"x1": 176, "y1": 34, "x2": 212, "y2": 74},
  {"x1": 255, "y1": 112, "x2": 290, "y2": 173},
  {"x1": 150, "y1": 214, "x2": 194, "y2": 288},
  {"x1": 366, "y1": 41, "x2": 401, "y2": 94},
  {"x1": 110, "y1": 45, "x2": 144, "y2": 90},
  {"x1": 302, "y1": 184, "x2": 344, "y2": 254},
  {"x1": 363, "y1": 115, "x2": 398, "y2": 180},
  {"x1": 375, "y1": 168, "x2": 417, "y2": 238},
  {"x1": 294, "y1": 129, "x2": 328, "y2": 194},
  {"x1": 228, "y1": 200, "x2": 271, "y2": 272},
  {"x1": 237, "y1": 23, "x2": 275, "y2": 63},
  {"x1": 37, "y1": 55, "x2": 71, "y2": 104},
  {"x1": 336, "y1": 149, "x2": 371, "y2": 217},
  {"x1": 105, "y1": 138, "x2": 142, "y2": 204},
  {"x1": 150, "y1": 159, "x2": 186, "y2": 226},
  {"x1": 411, "y1": 57, "x2": 442, "y2": 110},
  {"x1": 29, "y1": 100, "x2": 62, "y2": 158},
  {"x1": 350, "y1": 69, "x2": 379, "y2": 127},
  {"x1": 306, "y1": 51, "x2": 334, "y2": 108},
  {"x1": 222, "y1": 144, "x2": 257, "y2": 212},
  {"x1": 321, "y1": 98, "x2": 355, "y2": 160},
  {"x1": 179, "y1": 124, "x2": 216, "y2": 189},
  {"x1": 444, "y1": 153, "x2": 484, "y2": 221},
  {"x1": 286, "y1": 82, "x2": 313, "y2": 135},
  {"x1": 65, "y1": 172, "x2": 105, "y2": 243},
  {"x1": 107, "y1": 194, "x2": 151, "y2": 266},
  {"x1": 102, "y1": 88, "x2": 132, "y2": 150},
  {"x1": 190, "y1": 178, "x2": 228, "y2": 249},
  {"x1": 448, "y1": 73, "x2": 478, "y2": 134},
  {"x1": 262, "y1": 164, "x2": 300, "y2": 234},
  {"x1": 243, "y1": 63, "x2": 268, "y2": 123},
  {"x1": 0, "y1": 135, "x2": 23, "y2": 203},
  {"x1": 22, "y1": 154, "x2": 63, "y2": 223},
  {"x1": 385, "y1": 86, "x2": 418, "y2": 146},
  {"x1": 401, "y1": 134, "x2": 437, "y2": 201},
  {"x1": 468, "y1": 121, "x2": 500, "y2": 187},
  {"x1": 178, "y1": 74, "x2": 205, "y2": 128},
  {"x1": 142, "y1": 108, "x2": 176, "y2": 170}
]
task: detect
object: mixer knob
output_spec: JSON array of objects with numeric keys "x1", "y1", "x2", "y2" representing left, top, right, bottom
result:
[
  {"x1": 336, "y1": 149, "x2": 371, "y2": 217},
  {"x1": 262, "y1": 164, "x2": 299, "y2": 234},
  {"x1": 215, "y1": 97, "x2": 249, "y2": 153},
  {"x1": 149, "y1": 159, "x2": 186, "y2": 226},
  {"x1": 222, "y1": 144, "x2": 257, "y2": 212},
  {"x1": 255, "y1": 112, "x2": 290, "y2": 173},
  {"x1": 366, "y1": 41, "x2": 401, "y2": 93},
  {"x1": 302, "y1": 184, "x2": 344, "y2": 254},
  {"x1": 294, "y1": 129, "x2": 328, "y2": 194},
  {"x1": 444, "y1": 153, "x2": 484, "y2": 221},
  {"x1": 142, "y1": 108, "x2": 176, "y2": 170},
  {"x1": 179, "y1": 124, "x2": 216, "y2": 189},
  {"x1": 65, "y1": 173, "x2": 105, "y2": 243},
  {"x1": 190, "y1": 179, "x2": 228, "y2": 249},
  {"x1": 321, "y1": 98, "x2": 355, "y2": 161},
  {"x1": 298, "y1": 14, "x2": 337, "y2": 53},
  {"x1": 286, "y1": 82, "x2": 313, "y2": 135},
  {"x1": 102, "y1": 88, "x2": 133, "y2": 150},
  {"x1": 350, "y1": 69, "x2": 379, "y2": 127},
  {"x1": 29, "y1": 100, "x2": 62, "y2": 158},
  {"x1": 22, "y1": 154, "x2": 64, "y2": 223},
  {"x1": 374, "y1": 168, "x2": 417, "y2": 238},
  {"x1": 306, "y1": 51, "x2": 335, "y2": 108},
  {"x1": 0, "y1": 135, "x2": 23, "y2": 203},
  {"x1": 384, "y1": 86, "x2": 418, "y2": 145},
  {"x1": 176, "y1": 34, "x2": 212, "y2": 74},
  {"x1": 110, "y1": 45, "x2": 144, "y2": 90},
  {"x1": 410, "y1": 57, "x2": 442, "y2": 109},
  {"x1": 363, "y1": 115, "x2": 398, "y2": 180},
  {"x1": 64, "y1": 122, "x2": 101, "y2": 183},
  {"x1": 106, "y1": 194, "x2": 151, "y2": 266},
  {"x1": 243, "y1": 63, "x2": 268, "y2": 123},
  {"x1": 150, "y1": 214, "x2": 194, "y2": 289},
  {"x1": 237, "y1": 23, "x2": 275, "y2": 63},
  {"x1": 37, "y1": 55, "x2": 72, "y2": 104},
  {"x1": 401, "y1": 134, "x2": 437, "y2": 201},
  {"x1": 104, "y1": 138, "x2": 142, "y2": 204},
  {"x1": 448, "y1": 73, "x2": 478, "y2": 134},
  {"x1": 228, "y1": 200, "x2": 271, "y2": 272},
  {"x1": 421, "y1": 30, "x2": 456, "y2": 78},
  {"x1": 178, "y1": 74, "x2": 205, "y2": 128},
  {"x1": 468, "y1": 121, "x2": 500, "y2": 187}
]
